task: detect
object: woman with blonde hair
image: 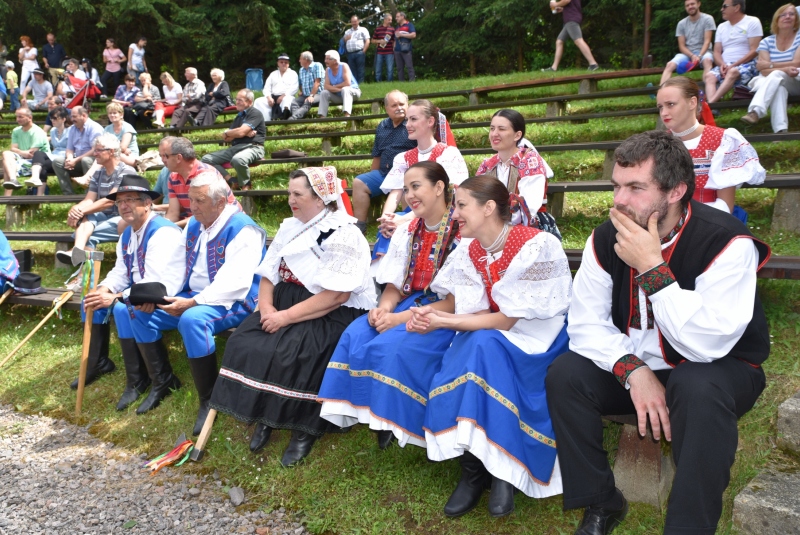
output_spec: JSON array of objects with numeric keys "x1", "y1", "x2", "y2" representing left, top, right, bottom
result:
[
  {"x1": 154, "y1": 72, "x2": 183, "y2": 128},
  {"x1": 131, "y1": 72, "x2": 161, "y2": 128}
]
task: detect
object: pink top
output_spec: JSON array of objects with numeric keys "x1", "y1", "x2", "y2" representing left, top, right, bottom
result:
[{"x1": 103, "y1": 48, "x2": 125, "y2": 73}]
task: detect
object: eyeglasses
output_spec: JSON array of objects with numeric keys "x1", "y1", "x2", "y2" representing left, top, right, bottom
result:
[
  {"x1": 114, "y1": 198, "x2": 144, "y2": 207},
  {"x1": 94, "y1": 147, "x2": 113, "y2": 153},
  {"x1": 720, "y1": 4, "x2": 730, "y2": 9}
]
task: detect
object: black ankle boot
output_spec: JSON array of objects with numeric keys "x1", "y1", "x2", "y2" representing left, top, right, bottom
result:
[
  {"x1": 116, "y1": 338, "x2": 151, "y2": 411},
  {"x1": 188, "y1": 353, "x2": 218, "y2": 435},
  {"x1": 70, "y1": 323, "x2": 115, "y2": 389},
  {"x1": 377, "y1": 430, "x2": 395, "y2": 450},
  {"x1": 136, "y1": 339, "x2": 181, "y2": 415},
  {"x1": 281, "y1": 431, "x2": 318, "y2": 467},
  {"x1": 443, "y1": 452, "x2": 491, "y2": 518},
  {"x1": 487, "y1": 477, "x2": 516, "y2": 517},
  {"x1": 250, "y1": 423, "x2": 273, "y2": 452}
]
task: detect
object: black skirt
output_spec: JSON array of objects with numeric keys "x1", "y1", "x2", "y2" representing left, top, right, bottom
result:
[{"x1": 209, "y1": 282, "x2": 366, "y2": 436}]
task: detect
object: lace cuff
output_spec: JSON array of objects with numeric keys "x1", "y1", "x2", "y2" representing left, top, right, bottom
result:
[
  {"x1": 612, "y1": 354, "x2": 647, "y2": 388},
  {"x1": 635, "y1": 262, "x2": 675, "y2": 297}
]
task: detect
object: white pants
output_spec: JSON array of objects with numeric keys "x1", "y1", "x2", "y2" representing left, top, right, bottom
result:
[
  {"x1": 252, "y1": 95, "x2": 290, "y2": 121},
  {"x1": 748, "y1": 70, "x2": 800, "y2": 133},
  {"x1": 317, "y1": 87, "x2": 361, "y2": 116}
]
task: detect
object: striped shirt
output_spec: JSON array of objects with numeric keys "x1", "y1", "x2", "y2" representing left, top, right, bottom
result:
[
  {"x1": 373, "y1": 25, "x2": 395, "y2": 55},
  {"x1": 168, "y1": 160, "x2": 239, "y2": 219},
  {"x1": 298, "y1": 62, "x2": 325, "y2": 97},
  {"x1": 757, "y1": 32, "x2": 800, "y2": 63}
]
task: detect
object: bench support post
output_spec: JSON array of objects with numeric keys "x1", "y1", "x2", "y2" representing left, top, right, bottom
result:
[
  {"x1": 322, "y1": 136, "x2": 341, "y2": 156},
  {"x1": 5, "y1": 205, "x2": 38, "y2": 230},
  {"x1": 54, "y1": 241, "x2": 72, "y2": 269},
  {"x1": 469, "y1": 92, "x2": 480, "y2": 106},
  {"x1": 545, "y1": 101, "x2": 567, "y2": 118},
  {"x1": 578, "y1": 79, "x2": 598, "y2": 95},
  {"x1": 602, "y1": 149, "x2": 616, "y2": 180},
  {"x1": 349, "y1": 119, "x2": 363, "y2": 132},
  {"x1": 371, "y1": 101, "x2": 381, "y2": 114},
  {"x1": 612, "y1": 423, "x2": 675, "y2": 507},
  {"x1": 547, "y1": 192, "x2": 565, "y2": 219},
  {"x1": 772, "y1": 189, "x2": 800, "y2": 233},
  {"x1": 239, "y1": 196, "x2": 255, "y2": 216}
]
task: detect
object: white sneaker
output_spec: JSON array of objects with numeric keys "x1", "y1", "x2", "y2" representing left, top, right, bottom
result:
[
  {"x1": 2, "y1": 179, "x2": 22, "y2": 190},
  {"x1": 24, "y1": 176, "x2": 43, "y2": 187},
  {"x1": 56, "y1": 249, "x2": 73, "y2": 265}
]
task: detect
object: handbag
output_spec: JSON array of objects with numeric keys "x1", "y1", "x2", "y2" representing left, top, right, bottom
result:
[{"x1": 133, "y1": 100, "x2": 155, "y2": 114}]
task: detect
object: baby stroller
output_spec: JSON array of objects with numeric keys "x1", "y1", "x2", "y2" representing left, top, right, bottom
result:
[{"x1": 63, "y1": 75, "x2": 102, "y2": 111}]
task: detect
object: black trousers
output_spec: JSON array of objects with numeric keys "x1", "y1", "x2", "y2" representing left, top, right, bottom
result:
[{"x1": 546, "y1": 351, "x2": 765, "y2": 535}]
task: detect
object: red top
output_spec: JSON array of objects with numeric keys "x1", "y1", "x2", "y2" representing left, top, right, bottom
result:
[
  {"x1": 688, "y1": 126, "x2": 725, "y2": 203},
  {"x1": 409, "y1": 227, "x2": 439, "y2": 291}
]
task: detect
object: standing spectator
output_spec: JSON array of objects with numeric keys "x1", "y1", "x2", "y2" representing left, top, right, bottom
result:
[
  {"x1": 41, "y1": 33, "x2": 67, "y2": 87},
  {"x1": 111, "y1": 74, "x2": 141, "y2": 125},
  {"x1": 542, "y1": 0, "x2": 599, "y2": 71},
  {"x1": 52, "y1": 106, "x2": 104, "y2": 194},
  {"x1": 351, "y1": 90, "x2": 415, "y2": 233},
  {"x1": 741, "y1": 4, "x2": 800, "y2": 133},
  {"x1": 170, "y1": 67, "x2": 207, "y2": 128},
  {"x1": 344, "y1": 15, "x2": 370, "y2": 84},
  {"x1": 372, "y1": 14, "x2": 396, "y2": 82},
  {"x1": 394, "y1": 12, "x2": 417, "y2": 82},
  {"x1": 5, "y1": 61, "x2": 19, "y2": 112},
  {"x1": 703, "y1": 0, "x2": 762, "y2": 103},
  {"x1": 1, "y1": 108, "x2": 49, "y2": 194},
  {"x1": 253, "y1": 54, "x2": 298, "y2": 122},
  {"x1": 20, "y1": 69, "x2": 54, "y2": 111},
  {"x1": 195, "y1": 68, "x2": 232, "y2": 126},
  {"x1": 154, "y1": 72, "x2": 183, "y2": 128},
  {"x1": 289, "y1": 51, "x2": 325, "y2": 120},
  {"x1": 660, "y1": 0, "x2": 717, "y2": 85},
  {"x1": 127, "y1": 37, "x2": 148, "y2": 86},
  {"x1": 100, "y1": 38, "x2": 127, "y2": 97},
  {"x1": 18, "y1": 36, "x2": 39, "y2": 91},
  {"x1": 317, "y1": 51, "x2": 361, "y2": 118}
]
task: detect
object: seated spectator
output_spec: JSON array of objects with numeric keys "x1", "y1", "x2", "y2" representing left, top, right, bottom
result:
[
  {"x1": 703, "y1": 0, "x2": 762, "y2": 103},
  {"x1": 160, "y1": 137, "x2": 239, "y2": 227},
  {"x1": 20, "y1": 69, "x2": 53, "y2": 111},
  {"x1": 2, "y1": 108, "x2": 49, "y2": 194},
  {"x1": 659, "y1": 0, "x2": 716, "y2": 86},
  {"x1": 0, "y1": 229, "x2": 19, "y2": 291},
  {"x1": 128, "y1": 172, "x2": 266, "y2": 425},
  {"x1": 79, "y1": 58, "x2": 102, "y2": 89},
  {"x1": 317, "y1": 51, "x2": 361, "y2": 118},
  {"x1": 194, "y1": 68, "x2": 231, "y2": 126},
  {"x1": 25, "y1": 106, "x2": 72, "y2": 195},
  {"x1": 170, "y1": 67, "x2": 207, "y2": 128},
  {"x1": 741, "y1": 4, "x2": 800, "y2": 132},
  {"x1": 51, "y1": 106, "x2": 104, "y2": 194},
  {"x1": 151, "y1": 166, "x2": 171, "y2": 211},
  {"x1": 102, "y1": 102, "x2": 139, "y2": 167},
  {"x1": 289, "y1": 51, "x2": 325, "y2": 120},
  {"x1": 254, "y1": 54, "x2": 298, "y2": 122},
  {"x1": 56, "y1": 133, "x2": 136, "y2": 265},
  {"x1": 154, "y1": 72, "x2": 183, "y2": 128},
  {"x1": 111, "y1": 74, "x2": 141, "y2": 125},
  {"x1": 201, "y1": 89, "x2": 266, "y2": 191},
  {"x1": 42, "y1": 96, "x2": 64, "y2": 134},
  {"x1": 351, "y1": 89, "x2": 416, "y2": 233},
  {"x1": 54, "y1": 58, "x2": 88, "y2": 99},
  {"x1": 130, "y1": 72, "x2": 161, "y2": 129}
]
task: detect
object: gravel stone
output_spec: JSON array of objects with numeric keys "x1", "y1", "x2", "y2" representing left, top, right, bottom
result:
[{"x1": 229, "y1": 486, "x2": 245, "y2": 506}]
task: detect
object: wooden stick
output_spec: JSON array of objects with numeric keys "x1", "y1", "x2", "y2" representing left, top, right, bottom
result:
[
  {"x1": 0, "y1": 291, "x2": 73, "y2": 368},
  {"x1": 0, "y1": 288, "x2": 13, "y2": 307},
  {"x1": 190, "y1": 409, "x2": 218, "y2": 461},
  {"x1": 75, "y1": 260, "x2": 102, "y2": 416}
]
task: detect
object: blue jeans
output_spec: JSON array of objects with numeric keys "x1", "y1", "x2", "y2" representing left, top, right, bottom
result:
[
  {"x1": 8, "y1": 90, "x2": 19, "y2": 112},
  {"x1": 355, "y1": 169, "x2": 386, "y2": 197},
  {"x1": 347, "y1": 51, "x2": 366, "y2": 84},
  {"x1": 374, "y1": 54, "x2": 394, "y2": 82}
]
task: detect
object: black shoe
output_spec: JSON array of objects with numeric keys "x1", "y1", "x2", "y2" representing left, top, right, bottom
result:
[
  {"x1": 575, "y1": 491, "x2": 629, "y2": 535},
  {"x1": 443, "y1": 452, "x2": 491, "y2": 518},
  {"x1": 188, "y1": 353, "x2": 218, "y2": 435},
  {"x1": 136, "y1": 339, "x2": 181, "y2": 415},
  {"x1": 487, "y1": 477, "x2": 516, "y2": 517},
  {"x1": 70, "y1": 323, "x2": 115, "y2": 389},
  {"x1": 116, "y1": 338, "x2": 151, "y2": 410},
  {"x1": 377, "y1": 430, "x2": 395, "y2": 450},
  {"x1": 281, "y1": 431, "x2": 318, "y2": 467},
  {"x1": 249, "y1": 423, "x2": 273, "y2": 452}
]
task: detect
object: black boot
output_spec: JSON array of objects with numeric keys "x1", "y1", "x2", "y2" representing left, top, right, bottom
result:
[
  {"x1": 487, "y1": 476, "x2": 516, "y2": 517},
  {"x1": 377, "y1": 430, "x2": 395, "y2": 450},
  {"x1": 249, "y1": 423, "x2": 273, "y2": 453},
  {"x1": 70, "y1": 323, "x2": 115, "y2": 389},
  {"x1": 115, "y1": 338, "x2": 151, "y2": 411},
  {"x1": 136, "y1": 339, "x2": 181, "y2": 415},
  {"x1": 443, "y1": 452, "x2": 491, "y2": 518},
  {"x1": 188, "y1": 353, "x2": 218, "y2": 436},
  {"x1": 280, "y1": 431, "x2": 318, "y2": 467}
]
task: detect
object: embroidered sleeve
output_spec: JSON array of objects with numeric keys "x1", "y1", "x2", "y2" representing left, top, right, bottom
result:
[
  {"x1": 430, "y1": 239, "x2": 490, "y2": 314},
  {"x1": 635, "y1": 262, "x2": 676, "y2": 297},
  {"x1": 707, "y1": 128, "x2": 766, "y2": 189},
  {"x1": 375, "y1": 221, "x2": 413, "y2": 289},
  {"x1": 612, "y1": 354, "x2": 647, "y2": 387},
  {"x1": 316, "y1": 225, "x2": 371, "y2": 293},
  {"x1": 438, "y1": 146, "x2": 470, "y2": 186}
]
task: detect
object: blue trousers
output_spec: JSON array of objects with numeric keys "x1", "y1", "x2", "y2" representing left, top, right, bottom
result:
[
  {"x1": 130, "y1": 291, "x2": 251, "y2": 358},
  {"x1": 374, "y1": 54, "x2": 394, "y2": 82},
  {"x1": 347, "y1": 51, "x2": 366, "y2": 84},
  {"x1": 80, "y1": 299, "x2": 135, "y2": 339}
]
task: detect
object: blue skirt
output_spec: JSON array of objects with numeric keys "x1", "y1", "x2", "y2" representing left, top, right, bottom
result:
[
  {"x1": 423, "y1": 323, "x2": 569, "y2": 497},
  {"x1": 318, "y1": 291, "x2": 455, "y2": 447}
]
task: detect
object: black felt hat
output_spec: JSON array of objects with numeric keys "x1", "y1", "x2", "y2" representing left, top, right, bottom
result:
[
  {"x1": 129, "y1": 282, "x2": 169, "y2": 306},
  {"x1": 13, "y1": 272, "x2": 46, "y2": 295},
  {"x1": 106, "y1": 174, "x2": 160, "y2": 201}
]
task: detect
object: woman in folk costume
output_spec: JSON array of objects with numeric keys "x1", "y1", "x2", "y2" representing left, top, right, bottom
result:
[
  {"x1": 658, "y1": 76, "x2": 765, "y2": 221},
  {"x1": 209, "y1": 167, "x2": 377, "y2": 466},
  {"x1": 476, "y1": 109, "x2": 561, "y2": 240},
  {"x1": 411, "y1": 175, "x2": 572, "y2": 518},
  {"x1": 318, "y1": 161, "x2": 460, "y2": 450},
  {"x1": 372, "y1": 99, "x2": 467, "y2": 260}
]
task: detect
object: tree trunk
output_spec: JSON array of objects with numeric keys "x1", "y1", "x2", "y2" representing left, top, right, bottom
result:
[
  {"x1": 517, "y1": 29, "x2": 524, "y2": 71},
  {"x1": 470, "y1": 53, "x2": 476, "y2": 77}
]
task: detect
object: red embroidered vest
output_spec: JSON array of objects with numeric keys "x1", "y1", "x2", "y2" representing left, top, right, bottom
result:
[
  {"x1": 688, "y1": 126, "x2": 725, "y2": 204},
  {"x1": 404, "y1": 143, "x2": 447, "y2": 166}
]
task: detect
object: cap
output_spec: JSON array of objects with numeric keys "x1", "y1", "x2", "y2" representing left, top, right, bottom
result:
[
  {"x1": 277, "y1": 53, "x2": 290, "y2": 61},
  {"x1": 4, "y1": 61, "x2": 13, "y2": 69}
]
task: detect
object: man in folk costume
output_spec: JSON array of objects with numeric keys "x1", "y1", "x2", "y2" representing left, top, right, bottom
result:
[
  {"x1": 130, "y1": 171, "x2": 266, "y2": 434},
  {"x1": 80, "y1": 175, "x2": 185, "y2": 410},
  {"x1": 546, "y1": 130, "x2": 770, "y2": 535},
  {"x1": 0, "y1": 230, "x2": 20, "y2": 290}
]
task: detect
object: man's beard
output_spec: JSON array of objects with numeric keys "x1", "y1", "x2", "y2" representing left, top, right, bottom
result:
[{"x1": 615, "y1": 195, "x2": 669, "y2": 230}]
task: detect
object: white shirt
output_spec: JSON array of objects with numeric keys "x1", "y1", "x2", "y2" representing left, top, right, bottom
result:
[
  {"x1": 568, "y1": 230, "x2": 760, "y2": 385},
  {"x1": 263, "y1": 69, "x2": 299, "y2": 98},
  {"x1": 344, "y1": 26, "x2": 371, "y2": 53},
  {"x1": 162, "y1": 83, "x2": 183, "y2": 105},
  {"x1": 186, "y1": 204, "x2": 266, "y2": 309},
  {"x1": 380, "y1": 145, "x2": 469, "y2": 193},
  {"x1": 716, "y1": 15, "x2": 763, "y2": 65},
  {"x1": 99, "y1": 212, "x2": 185, "y2": 300}
]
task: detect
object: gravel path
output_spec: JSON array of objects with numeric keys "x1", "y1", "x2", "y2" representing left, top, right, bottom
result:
[{"x1": 0, "y1": 405, "x2": 307, "y2": 534}]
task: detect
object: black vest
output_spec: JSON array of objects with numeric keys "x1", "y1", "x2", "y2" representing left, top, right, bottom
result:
[{"x1": 593, "y1": 200, "x2": 770, "y2": 367}]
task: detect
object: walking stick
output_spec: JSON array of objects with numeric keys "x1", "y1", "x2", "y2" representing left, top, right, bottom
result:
[
  {"x1": 0, "y1": 291, "x2": 74, "y2": 368},
  {"x1": 189, "y1": 409, "x2": 218, "y2": 461},
  {"x1": 0, "y1": 288, "x2": 13, "y2": 307},
  {"x1": 75, "y1": 253, "x2": 104, "y2": 416}
]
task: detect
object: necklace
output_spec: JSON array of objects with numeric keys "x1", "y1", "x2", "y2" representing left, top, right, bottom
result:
[
  {"x1": 671, "y1": 121, "x2": 700, "y2": 138},
  {"x1": 417, "y1": 143, "x2": 435, "y2": 155},
  {"x1": 484, "y1": 224, "x2": 510, "y2": 256},
  {"x1": 424, "y1": 221, "x2": 442, "y2": 231}
]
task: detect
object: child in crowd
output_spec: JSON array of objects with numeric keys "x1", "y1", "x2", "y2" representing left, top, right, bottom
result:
[{"x1": 5, "y1": 61, "x2": 18, "y2": 111}]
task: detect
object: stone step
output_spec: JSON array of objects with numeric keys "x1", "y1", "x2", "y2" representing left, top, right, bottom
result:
[
  {"x1": 777, "y1": 391, "x2": 800, "y2": 454},
  {"x1": 733, "y1": 470, "x2": 800, "y2": 535}
]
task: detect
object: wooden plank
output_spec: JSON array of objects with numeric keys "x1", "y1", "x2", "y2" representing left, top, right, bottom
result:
[
  {"x1": 4, "y1": 231, "x2": 73, "y2": 242},
  {"x1": 471, "y1": 68, "x2": 663, "y2": 95},
  {"x1": 7, "y1": 287, "x2": 82, "y2": 311},
  {"x1": 0, "y1": 195, "x2": 84, "y2": 205}
]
